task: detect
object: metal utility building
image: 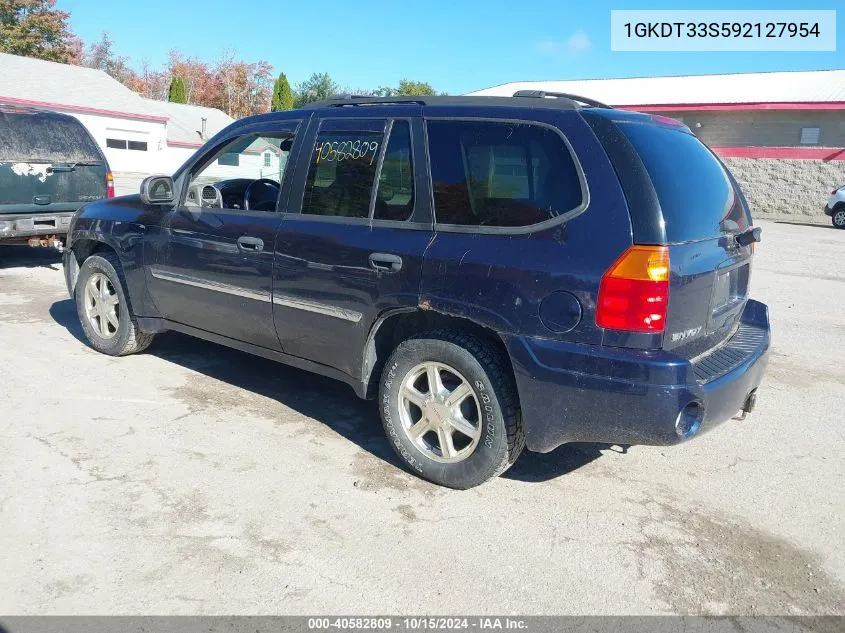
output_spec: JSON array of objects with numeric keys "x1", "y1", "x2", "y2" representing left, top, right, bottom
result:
[{"x1": 470, "y1": 70, "x2": 845, "y2": 222}]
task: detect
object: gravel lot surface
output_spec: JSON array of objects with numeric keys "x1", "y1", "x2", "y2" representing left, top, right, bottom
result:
[{"x1": 1, "y1": 220, "x2": 843, "y2": 615}]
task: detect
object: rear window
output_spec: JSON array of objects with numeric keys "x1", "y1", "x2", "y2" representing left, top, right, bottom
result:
[
  {"x1": 427, "y1": 120, "x2": 583, "y2": 228},
  {"x1": 0, "y1": 111, "x2": 103, "y2": 163},
  {"x1": 618, "y1": 122, "x2": 749, "y2": 242}
]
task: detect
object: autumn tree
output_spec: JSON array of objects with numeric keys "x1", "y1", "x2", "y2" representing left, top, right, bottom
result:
[
  {"x1": 135, "y1": 59, "x2": 169, "y2": 100},
  {"x1": 168, "y1": 76, "x2": 187, "y2": 103},
  {"x1": 167, "y1": 50, "x2": 214, "y2": 106},
  {"x1": 271, "y1": 72, "x2": 294, "y2": 111},
  {"x1": 294, "y1": 72, "x2": 338, "y2": 107},
  {"x1": 0, "y1": 0, "x2": 75, "y2": 62}
]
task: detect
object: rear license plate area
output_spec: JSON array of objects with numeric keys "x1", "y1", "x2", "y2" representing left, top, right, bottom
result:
[{"x1": 713, "y1": 264, "x2": 749, "y2": 313}]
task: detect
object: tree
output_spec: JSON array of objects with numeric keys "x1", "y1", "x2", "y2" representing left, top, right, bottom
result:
[
  {"x1": 271, "y1": 72, "x2": 294, "y2": 111},
  {"x1": 396, "y1": 79, "x2": 437, "y2": 96},
  {"x1": 168, "y1": 76, "x2": 187, "y2": 103},
  {"x1": 0, "y1": 0, "x2": 75, "y2": 62},
  {"x1": 371, "y1": 86, "x2": 396, "y2": 97},
  {"x1": 80, "y1": 33, "x2": 136, "y2": 87},
  {"x1": 214, "y1": 50, "x2": 273, "y2": 118},
  {"x1": 294, "y1": 72, "x2": 338, "y2": 107}
]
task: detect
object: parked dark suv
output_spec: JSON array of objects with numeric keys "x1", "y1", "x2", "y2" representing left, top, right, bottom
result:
[
  {"x1": 1, "y1": 106, "x2": 113, "y2": 247},
  {"x1": 62, "y1": 93, "x2": 770, "y2": 488}
]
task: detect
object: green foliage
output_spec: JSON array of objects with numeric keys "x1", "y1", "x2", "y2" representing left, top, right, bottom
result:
[
  {"x1": 293, "y1": 72, "x2": 339, "y2": 107},
  {"x1": 0, "y1": 0, "x2": 75, "y2": 62},
  {"x1": 396, "y1": 79, "x2": 437, "y2": 96},
  {"x1": 271, "y1": 72, "x2": 294, "y2": 111},
  {"x1": 168, "y1": 76, "x2": 187, "y2": 103}
]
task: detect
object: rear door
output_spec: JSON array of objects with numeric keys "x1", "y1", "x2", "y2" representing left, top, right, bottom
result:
[
  {"x1": 272, "y1": 111, "x2": 432, "y2": 378},
  {"x1": 0, "y1": 110, "x2": 107, "y2": 219},
  {"x1": 615, "y1": 120, "x2": 755, "y2": 357}
]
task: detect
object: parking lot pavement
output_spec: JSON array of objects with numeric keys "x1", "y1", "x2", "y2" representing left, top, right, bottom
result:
[{"x1": 0, "y1": 219, "x2": 843, "y2": 616}]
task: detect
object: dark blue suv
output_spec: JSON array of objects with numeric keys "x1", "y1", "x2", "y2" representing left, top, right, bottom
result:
[{"x1": 62, "y1": 93, "x2": 770, "y2": 488}]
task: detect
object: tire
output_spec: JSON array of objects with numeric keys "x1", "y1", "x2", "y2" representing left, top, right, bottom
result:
[
  {"x1": 74, "y1": 252, "x2": 154, "y2": 356},
  {"x1": 379, "y1": 330, "x2": 524, "y2": 489},
  {"x1": 831, "y1": 207, "x2": 845, "y2": 229}
]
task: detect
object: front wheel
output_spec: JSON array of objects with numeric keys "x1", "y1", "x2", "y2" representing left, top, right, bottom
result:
[
  {"x1": 832, "y1": 207, "x2": 845, "y2": 229},
  {"x1": 74, "y1": 253, "x2": 154, "y2": 356},
  {"x1": 379, "y1": 330, "x2": 524, "y2": 489}
]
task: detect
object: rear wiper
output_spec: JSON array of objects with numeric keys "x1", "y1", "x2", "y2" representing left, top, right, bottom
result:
[{"x1": 735, "y1": 227, "x2": 762, "y2": 247}]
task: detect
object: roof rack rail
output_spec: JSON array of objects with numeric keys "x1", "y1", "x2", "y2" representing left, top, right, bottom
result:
[
  {"x1": 512, "y1": 90, "x2": 611, "y2": 109},
  {"x1": 306, "y1": 94, "x2": 428, "y2": 108}
]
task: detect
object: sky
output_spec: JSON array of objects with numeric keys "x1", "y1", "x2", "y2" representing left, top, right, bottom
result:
[{"x1": 61, "y1": 0, "x2": 844, "y2": 95}]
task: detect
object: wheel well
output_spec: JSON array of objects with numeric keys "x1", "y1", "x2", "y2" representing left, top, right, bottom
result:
[
  {"x1": 362, "y1": 309, "x2": 516, "y2": 399},
  {"x1": 70, "y1": 238, "x2": 116, "y2": 264}
]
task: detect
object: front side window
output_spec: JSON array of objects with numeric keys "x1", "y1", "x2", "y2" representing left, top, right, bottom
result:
[
  {"x1": 427, "y1": 120, "x2": 583, "y2": 228},
  {"x1": 302, "y1": 128, "x2": 384, "y2": 219},
  {"x1": 185, "y1": 132, "x2": 293, "y2": 211}
]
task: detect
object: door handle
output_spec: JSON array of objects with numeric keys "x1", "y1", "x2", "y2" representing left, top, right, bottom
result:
[
  {"x1": 369, "y1": 252, "x2": 403, "y2": 272},
  {"x1": 237, "y1": 236, "x2": 264, "y2": 252}
]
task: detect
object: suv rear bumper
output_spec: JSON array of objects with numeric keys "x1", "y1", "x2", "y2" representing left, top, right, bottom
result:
[
  {"x1": 505, "y1": 299, "x2": 770, "y2": 452},
  {"x1": 0, "y1": 212, "x2": 74, "y2": 241}
]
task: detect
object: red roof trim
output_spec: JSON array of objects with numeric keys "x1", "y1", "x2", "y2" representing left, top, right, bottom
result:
[
  {"x1": 712, "y1": 146, "x2": 845, "y2": 160},
  {"x1": 167, "y1": 140, "x2": 203, "y2": 148},
  {"x1": 620, "y1": 102, "x2": 845, "y2": 112},
  {"x1": 0, "y1": 95, "x2": 169, "y2": 122}
]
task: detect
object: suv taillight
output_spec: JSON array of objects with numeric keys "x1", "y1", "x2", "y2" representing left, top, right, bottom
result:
[
  {"x1": 106, "y1": 171, "x2": 115, "y2": 198},
  {"x1": 596, "y1": 246, "x2": 670, "y2": 333}
]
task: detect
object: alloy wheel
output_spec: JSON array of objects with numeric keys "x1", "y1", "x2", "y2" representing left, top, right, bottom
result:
[
  {"x1": 398, "y1": 361, "x2": 482, "y2": 463},
  {"x1": 83, "y1": 272, "x2": 120, "y2": 339}
]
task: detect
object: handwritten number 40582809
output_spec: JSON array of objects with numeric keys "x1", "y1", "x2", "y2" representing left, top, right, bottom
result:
[{"x1": 314, "y1": 140, "x2": 379, "y2": 165}]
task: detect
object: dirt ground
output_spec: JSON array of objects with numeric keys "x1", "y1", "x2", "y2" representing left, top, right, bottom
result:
[{"x1": 0, "y1": 220, "x2": 843, "y2": 615}]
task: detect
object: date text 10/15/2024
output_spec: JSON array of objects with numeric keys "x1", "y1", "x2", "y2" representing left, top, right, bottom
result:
[{"x1": 307, "y1": 617, "x2": 529, "y2": 630}]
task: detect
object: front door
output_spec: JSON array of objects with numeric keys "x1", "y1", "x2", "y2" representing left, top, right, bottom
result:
[
  {"x1": 272, "y1": 114, "x2": 433, "y2": 378},
  {"x1": 149, "y1": 121, "x2": 300, "y2": 349}
]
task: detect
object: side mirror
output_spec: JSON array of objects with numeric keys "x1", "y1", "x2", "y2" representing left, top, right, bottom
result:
[{"x1": 140, "y1": 175, "x2": 175, "y2": 205}]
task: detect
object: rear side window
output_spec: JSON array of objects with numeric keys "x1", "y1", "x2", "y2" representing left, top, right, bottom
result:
[
  {"x1": 618, "y1": 122, "x2": 749, "y2": 242},
  {"x1": 0, "y1": 111, "x2": 102, "y2": 163},
  {"x1": 374, "y1": 121, "x2": 414, "y2": 222},
  {"x1": 427, "y1": 120, "x2": 582, "y2": 228},
  {"x1": 302, "y1": 129, "x2": 384, "y2": 219}
]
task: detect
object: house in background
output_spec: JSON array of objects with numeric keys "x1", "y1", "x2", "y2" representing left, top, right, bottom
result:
[
  {"x1": 0, "y1": 52, "x2": 234, "y2": 194},
  {"x1": 470, "y1": 70, "x2": 845, "y2": 222}
]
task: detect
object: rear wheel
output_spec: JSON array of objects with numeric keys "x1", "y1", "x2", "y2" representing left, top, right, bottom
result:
[
  {"x1": 832, "y1": 207, "x2": 845, "y2": 229},
  {"x1": 379, "y1": 330, "x2": 524, "y2": 489},
  {"x1": 75, "y1": 253, "x2": 154, "y2": 356}
]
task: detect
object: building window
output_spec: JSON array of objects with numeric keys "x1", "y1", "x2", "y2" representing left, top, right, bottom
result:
[
  {"x1": 264, "y1": 151, "x2": 272, "y2": 167},
  {"x1": 800, "y1": 127, "x2": 821, "y2": 145},
  {"x1": 106, "y1": 138, "x2": 148, "y2": 151}
]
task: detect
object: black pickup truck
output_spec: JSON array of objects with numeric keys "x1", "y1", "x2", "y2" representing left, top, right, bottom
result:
[{"x1": 0, "y1": 105, "x2": 113, "y2": 248}]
